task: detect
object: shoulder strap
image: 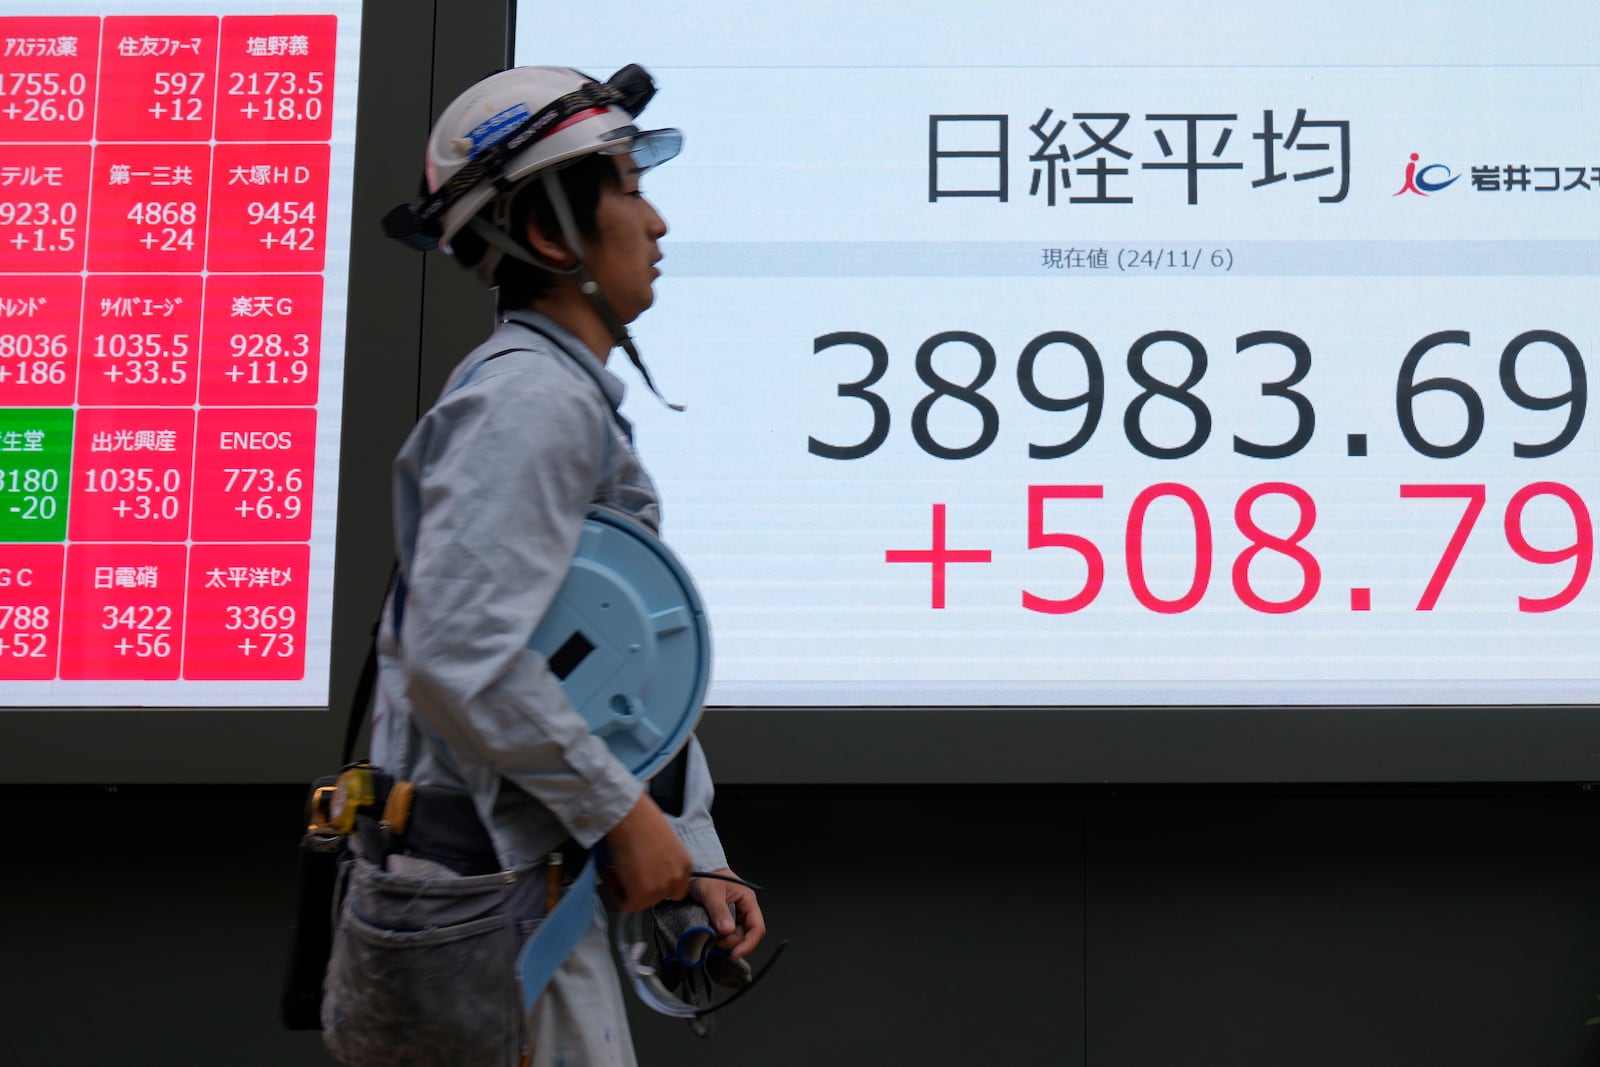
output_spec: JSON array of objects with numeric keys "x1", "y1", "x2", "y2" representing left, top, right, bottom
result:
[{"x1": 341, "y1": 582, "x2": 387, "y2": 766}]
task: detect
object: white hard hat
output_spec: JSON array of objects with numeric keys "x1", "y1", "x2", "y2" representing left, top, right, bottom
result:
[
  {"x1": 385, "y1": 64, "x2": 681, "y2": 254},
  {"x1": 381, "y1": 63, "x2": 686, "y2": 409}
]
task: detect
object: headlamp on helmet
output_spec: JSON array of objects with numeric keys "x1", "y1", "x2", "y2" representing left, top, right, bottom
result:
[
  {"x1": 383, "y1": 64, "x2": 680, "y2": 255},
  {"x1": 386, "y1": 63, "x2": 687, "y2": 409}
]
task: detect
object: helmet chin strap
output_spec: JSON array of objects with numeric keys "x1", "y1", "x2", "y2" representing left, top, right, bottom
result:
[
  {"x1": 465, "y1": 171, "x2": 683, "y2": 411},
  {"x1": 543, "y1": 170, "x2": 683, "y2": 412}
]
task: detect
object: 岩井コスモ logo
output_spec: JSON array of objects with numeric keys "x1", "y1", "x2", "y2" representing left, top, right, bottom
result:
[{"x1": 1394, "y1": 153, "x2": 1460, "y2": 196}]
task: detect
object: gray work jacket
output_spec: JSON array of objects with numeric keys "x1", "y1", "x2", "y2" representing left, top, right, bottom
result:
[{"x1": 371, "y1": 311, "x2": 725, "y2": 871}]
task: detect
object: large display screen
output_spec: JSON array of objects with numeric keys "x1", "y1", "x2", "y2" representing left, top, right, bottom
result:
[
  {"x1": 0, "y1": 1, "x2": 360, "y2": 706},
  {"x1": 516, "y1": 2, "x2": 1600, "y2": 709}
]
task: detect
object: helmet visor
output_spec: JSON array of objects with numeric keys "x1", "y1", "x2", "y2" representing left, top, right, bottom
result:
[{"x1": 601, "y1": 126, "x2": 683, "y2": 174}]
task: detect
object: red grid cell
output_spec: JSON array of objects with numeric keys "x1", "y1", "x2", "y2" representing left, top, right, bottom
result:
[
  {"x1": 0, "y1": 143, "x2": 89, "y2": 272},
  {"x1": 0, "y1": 17, "x2": 100, "y2": 143},
  {"x1": 78, "y1": 274, "x2": 201, "y2": 406},
  {"x1": 86, "y1": 143, "x2": 211, "y2": 273},
  {"x1": 0, "y1": 543, "x2": 64, "y2": 680},
  {"x1": 199, "y1": 274, "x2": 322, "y2": 406},
  {"x1": 68, "y1": 407, "x2": 195, "y2": 543},
  {"x1": 191, "y1": 408, "x2": 315, "y2": 542},
  {"x1": 0, "y1": 274, "x2": 82, "y2": 407},
  {"x1": 59, "y1": 542, "x2": 186, "y2": 680},
  {"x1": 183, "y1": 543, "x2": 308, "y2": 679},
  {"x1": 95, "y1": 15, "x2": 219, "y2": 142},
  {"x1": 208, "y1": 143, "x2": 329, "y2": 273},
  {"x1": 215, "y1": 15, "x2": 337, "y2": 143}
]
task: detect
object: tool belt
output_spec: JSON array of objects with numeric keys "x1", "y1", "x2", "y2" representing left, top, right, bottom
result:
[{"x1": 307, "y1": 762, "x2": 503, "y2": 876}]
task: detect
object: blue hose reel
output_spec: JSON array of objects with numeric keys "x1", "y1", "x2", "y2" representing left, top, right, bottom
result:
[{"x1": 526, "y1": 507, "x2": 710, "y2": 780}]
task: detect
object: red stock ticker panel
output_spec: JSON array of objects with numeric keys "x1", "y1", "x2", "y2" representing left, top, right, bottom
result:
[{"x1": 0, "y1": 12, "x2": 337, "y2": 685}]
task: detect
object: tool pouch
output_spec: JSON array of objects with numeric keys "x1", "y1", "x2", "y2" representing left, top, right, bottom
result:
[{"x1": 321, "y1": 852, "x2": 545, "y2": 1067}]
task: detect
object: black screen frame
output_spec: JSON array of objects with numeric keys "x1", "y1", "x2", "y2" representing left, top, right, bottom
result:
[{"x1": 5, "y1": 0, "x2": 1600, "y2": 786}]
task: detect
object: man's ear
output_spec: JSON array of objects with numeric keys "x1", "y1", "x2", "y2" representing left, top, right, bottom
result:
[{"x1": 523, "y1": 217, "x2": 578, "y2": 270}]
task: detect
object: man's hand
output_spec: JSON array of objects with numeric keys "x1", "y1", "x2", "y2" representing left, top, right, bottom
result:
[
  {"x1": 602, "y1": 792, "x2": 692, "y2": 911},
  {"x1": 689, "y1": 869, "x2": 767, "y2": 962}
]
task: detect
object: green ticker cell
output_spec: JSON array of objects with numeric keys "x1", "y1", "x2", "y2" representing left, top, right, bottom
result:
[{"x1": 0, "y1": 408, "x2": 73, "y2": 543}]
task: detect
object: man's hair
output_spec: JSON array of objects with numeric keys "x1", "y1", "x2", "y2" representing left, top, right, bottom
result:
[{"x1": 449, "y1": 152, "x2": 621, "y2": 311}]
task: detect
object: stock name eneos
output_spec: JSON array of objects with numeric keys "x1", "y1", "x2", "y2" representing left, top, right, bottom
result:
[{"x1": 219, "y1": 430, "x2": 293, "y2": 449}]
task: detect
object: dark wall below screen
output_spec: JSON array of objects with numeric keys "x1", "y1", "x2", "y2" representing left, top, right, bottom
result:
[{"x1": 4, "y1": 784, "x2": 1599, "y2": 1067}]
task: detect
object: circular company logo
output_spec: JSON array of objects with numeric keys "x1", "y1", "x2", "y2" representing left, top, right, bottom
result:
[{"x1": 1394, "y1": 152, "x2": 1460, "y2": 196}]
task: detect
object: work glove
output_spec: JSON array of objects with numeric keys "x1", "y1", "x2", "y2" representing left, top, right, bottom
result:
[{"x1": 649, "y1": 900, "x2": 754, "y2": 1038}]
